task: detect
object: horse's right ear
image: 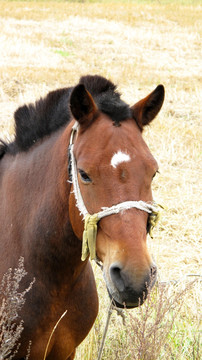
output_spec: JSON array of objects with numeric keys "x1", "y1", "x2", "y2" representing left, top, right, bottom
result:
[{"x1": 70, "y1": 84, "x2": 98, "y2": 128}]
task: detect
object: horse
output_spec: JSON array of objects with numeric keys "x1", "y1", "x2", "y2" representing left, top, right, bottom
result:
[{"x1": 0, "y1": 75, "x2": 164, "y2": 359}]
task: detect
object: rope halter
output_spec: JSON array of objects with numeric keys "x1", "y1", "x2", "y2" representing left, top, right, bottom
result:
[{"x1": 68, "y1": 122, "x2": 162, "y2": 261}]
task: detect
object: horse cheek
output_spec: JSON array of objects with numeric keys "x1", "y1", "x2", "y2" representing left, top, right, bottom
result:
[{"x1": 69, "y1": 191, "x2": 83, "y2": 240}]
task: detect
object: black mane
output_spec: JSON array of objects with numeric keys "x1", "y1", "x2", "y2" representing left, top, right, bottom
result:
[
  {"x1": 83, "y1": 75, "x2": 131, "y2": 124},
  {"x1": 0, "y1": 140, "x2": 7, "y2": 159},
  {"x1": 1, "y1": 75, "x2": 131, "y2": 155}
]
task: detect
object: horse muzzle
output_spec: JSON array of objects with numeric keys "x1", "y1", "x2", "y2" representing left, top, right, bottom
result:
[{"x1": 103, "y1": 262, "x2": 157, "y2": 309}]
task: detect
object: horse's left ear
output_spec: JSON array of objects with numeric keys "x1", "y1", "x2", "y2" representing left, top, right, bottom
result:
[
  {"x1": 131, "y1": 85, "x2": 165, "y2": 131},
  {"x1": 70, "y1": 84, "x2": 98, "y2": 128}
]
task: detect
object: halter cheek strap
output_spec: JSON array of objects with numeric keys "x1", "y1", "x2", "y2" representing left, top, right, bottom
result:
[{"x1": 69, "y1": 122, "x2": 162, "y2": 261}]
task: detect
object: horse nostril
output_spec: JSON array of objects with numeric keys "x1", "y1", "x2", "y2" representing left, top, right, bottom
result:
[
  {"x1": 150, "y1": 264, "x2": 157, "y2": 279},
  {"x1": 110, "y1": 264, "x2": 125, "y2": 292}
]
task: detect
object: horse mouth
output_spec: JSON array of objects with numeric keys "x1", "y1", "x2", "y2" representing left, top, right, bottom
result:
[{"x1": 106, "y1": 286, "x2": 147, "y2": 309}]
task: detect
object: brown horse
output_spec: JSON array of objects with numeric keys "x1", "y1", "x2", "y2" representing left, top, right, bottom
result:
[{"x1": 0, "y1": 75, "x2": 164, "y2": 359}]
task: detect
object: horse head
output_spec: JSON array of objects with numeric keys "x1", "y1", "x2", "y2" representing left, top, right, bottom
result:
[{"x1": 68, "y1": 79, "x2": 164, "y2": 308}]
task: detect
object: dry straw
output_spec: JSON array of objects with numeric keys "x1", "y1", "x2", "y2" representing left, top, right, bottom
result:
[
  {"x1": 43, "y1": 310, "x2": 68, "y2": 360},
  {"x1": 0, "y1": 258, "x2": 35, "y2": 360}
]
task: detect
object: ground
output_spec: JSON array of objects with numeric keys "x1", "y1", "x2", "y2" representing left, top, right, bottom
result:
[{"x1": 0, "y1": 1, "x2": 201, "y2": 359}]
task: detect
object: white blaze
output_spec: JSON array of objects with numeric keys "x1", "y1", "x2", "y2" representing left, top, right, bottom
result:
[{"x1": 111, "y1": 151, "x2": 131, "y2": 168}]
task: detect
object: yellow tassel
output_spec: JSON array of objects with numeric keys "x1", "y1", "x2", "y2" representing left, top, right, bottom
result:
[
  {"x1": 148, "y1": 203, "x2": 164, "y2": 238},
  {"x1": 81, "y1": 214, "x2": 99, "y2": 261}
]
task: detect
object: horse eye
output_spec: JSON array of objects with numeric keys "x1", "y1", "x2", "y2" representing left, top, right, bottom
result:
[
  {"x1": 153, "y1": 170, "x2": 160, "y2": 179},
  {"x1": 78, "y1": 169, "x2": 92, "y2": 184}
]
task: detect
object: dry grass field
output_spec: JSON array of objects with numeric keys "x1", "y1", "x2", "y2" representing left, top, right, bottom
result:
[{"x1": 0, "y1": 1, "x2": 201, "y2": 359}]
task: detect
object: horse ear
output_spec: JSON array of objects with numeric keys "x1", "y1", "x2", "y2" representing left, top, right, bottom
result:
[
  {"x1": 131, "y1": 85, "x2": 165, "y2": 131},
  {"x1": 70, "y1": 84, "x2": 98, "y2": 127}
]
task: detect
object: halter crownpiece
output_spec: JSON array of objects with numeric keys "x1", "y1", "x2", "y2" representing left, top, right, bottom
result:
[{"x1": 68, "y1": 122, "x2": 162, "y2": 261}]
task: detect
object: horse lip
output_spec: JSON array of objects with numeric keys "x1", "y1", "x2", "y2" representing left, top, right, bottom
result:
[{"x1": 106, "y1": 287, "x2": 144, "y2": 309}]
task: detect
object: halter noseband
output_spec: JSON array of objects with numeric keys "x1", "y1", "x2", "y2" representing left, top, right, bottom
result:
[{"x1": 68, "y1": 122, "x2": 162, "y2": 261}]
